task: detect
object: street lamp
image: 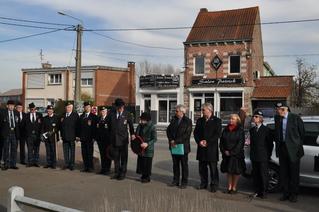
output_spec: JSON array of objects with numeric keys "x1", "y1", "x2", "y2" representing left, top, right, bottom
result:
[{"x1": 58, "y1": 11, "x2": 83, "y2": 112}]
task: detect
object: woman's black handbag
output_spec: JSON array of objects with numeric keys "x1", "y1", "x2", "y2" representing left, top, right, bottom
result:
[{"x1": 314, "y1": 155, "x2": 319, "y2": 172}]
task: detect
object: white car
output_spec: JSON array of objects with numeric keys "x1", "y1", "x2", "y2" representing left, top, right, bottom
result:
[{"x1": 244, "y1": 116, "x2": 319, "y2": 192}]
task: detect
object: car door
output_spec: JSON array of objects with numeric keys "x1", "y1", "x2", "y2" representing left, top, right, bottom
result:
[{"x1": 300, "y1": 121, "x2": 319, "y2": 180}]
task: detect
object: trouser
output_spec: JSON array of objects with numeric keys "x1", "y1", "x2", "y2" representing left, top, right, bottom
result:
[
  {"x1": 45, "y1": 138, "x2": 56, "y2": 166},
  {"x1": 252, "y1": 161, "x2": 268, "y2": 194},
  {"x1": 172, "y1": 154, "x2": 189, "y2": 185},
  {"x1": 97, "y1": 140, "x2": 111, "y2": 172},
  {"x1": 199, "y1": 161, "x2": 219, "y2": 187},
  {"x1": 279, "y1": 143, "x2": 300, "y2": 196},
  {"x1": 3, "y1": 132, "x2": 17, "y2": 167},
  {"x1": 27, "y1": 135, "x2": 40, "y2": 165},
  {"x1": 136, "y1": 156, "x2": 153, "y2": 179},
  {"x1": 113, "y1": 143, "x2": 128, "y2": 176},
  {"x1": 19, "y1": 137, "x2": 26, "y2": 163},
  {"x1": 63, "y1": 141, "x2": 75, "y2": 168},
  {"x1": 0, "y1": 139, "x2": 3, "y2": 163},
  {"x1": 81, "y1": 139, "x2": 94, "y2": 170}
]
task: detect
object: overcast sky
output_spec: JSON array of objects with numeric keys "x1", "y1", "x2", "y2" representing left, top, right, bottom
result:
[{"x1": 0, "y1": 0, "x2": 318, "y2": 92}]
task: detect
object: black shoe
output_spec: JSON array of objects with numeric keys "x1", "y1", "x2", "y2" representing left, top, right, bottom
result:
[
  {"x1": 168, "y1": 181, "x2": 179, "y2": 187},
  {"x1": 231, "y1": 189, "x2": 238, "y2": 194},
  {"x1": 210, "y1": 185, "x2": 217, "y2": 193},
  {"x1": 43, "y1": 165, "x2": 50, "y2": 168},
  {"x1": 33, "y1": 163, "x2": 40, "y2": 167},
  {"x1": 289, "y1": 195, "x2": 298, "y2": 203},
  {"x1": 20, "y1": 162, "x2": 26, "y2": 165},
  {"x1": 50, "y1": 166, "x2": 56, "y2": 169},
  {"x1": 80, "y1": 168, "x2": 89, "y2": 172},
  {"x1": 280, "y1": 194, "x2": 290, "y2": 201},
  {"x1": 117, "y1": 175, "x2": 125, "y2": 180},
  {"x1": 1, "y1": 166, "x2": 8, "y2": 170},
  {"x1": 141, "y1": 178, "x2": 151, "y2": 183},
  {"x1": 10, "y1": 166, "x2": 19, "y2": 170},
  {"x1": 258, "y1": 192, "x2": 267, "y2": 199},
  {"x1": 180, "y1": 184, "x2": 187, "y2": 189},
  {"x1": 26, "y1": 164, "x2": 33, "y2": 167},
  {"x1": 62, "y1": 165, "x2": 69, "y2": 170},
  {"x1": 197, "y1": 184, "x2": 207, "y2": 190},
  {"x1": 69, "y1": 167, "x2": 74, "y2": 171},
  {"x1": 111, "y1": 174, "x2": 119, "y2": 179},
  {"x1": 87, "y1": 168, "x2": 94, "y2": 173},
  {"x1": 226, "y1": 189, "x2": 232, "y2": 194}
]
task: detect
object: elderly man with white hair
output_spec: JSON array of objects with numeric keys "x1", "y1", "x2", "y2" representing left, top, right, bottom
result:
[
  {"x1": 166, "y1": 104, "x2": 192, "y2": 189},
  {"x1": 194, "y1": 102, "x2": 222, "y2": 193}
]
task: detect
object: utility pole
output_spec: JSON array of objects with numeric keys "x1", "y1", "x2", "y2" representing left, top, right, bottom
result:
[{"x1": 75, "y1": 24, "x2": 83, "y2": 104}]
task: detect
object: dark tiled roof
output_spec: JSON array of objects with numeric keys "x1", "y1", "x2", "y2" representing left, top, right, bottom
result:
[
  {"x1": 185, "y1": 7, "x2": 259, "y2": 43},
  {"x1": 252, "y1": 76, "x2": 293, "y2": 99}
]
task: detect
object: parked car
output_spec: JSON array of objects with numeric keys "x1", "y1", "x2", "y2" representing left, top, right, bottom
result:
[{"x1": 244, "y1": 116, "x2": 319, "y2": 192}]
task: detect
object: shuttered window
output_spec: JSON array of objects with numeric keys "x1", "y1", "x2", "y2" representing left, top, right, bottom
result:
[{"x1": 27, "y1": 73, "x2": 45, "y2": 88}]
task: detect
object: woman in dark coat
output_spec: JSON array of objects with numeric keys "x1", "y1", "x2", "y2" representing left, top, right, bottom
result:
[
  {"x1": 135, "y1": 112, "x2": 157, "y2": 183},
  {"x1": 220, "y1": 114, "x2": 246, "y2": 194}
]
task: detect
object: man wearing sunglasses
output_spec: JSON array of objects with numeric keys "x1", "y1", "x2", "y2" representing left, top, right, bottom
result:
[{"x1": 274, "y1": 102, "x2": 305, "y2": 203}]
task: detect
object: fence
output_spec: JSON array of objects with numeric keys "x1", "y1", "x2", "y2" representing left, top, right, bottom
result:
[{"x1": 8, "y1": 186, "x2": 83, "y2": 212}]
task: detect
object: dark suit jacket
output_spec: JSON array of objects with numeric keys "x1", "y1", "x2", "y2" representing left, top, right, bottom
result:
[
  {"x1": 78, "y1": 112, "x2": 98, "y2": 141},
  {"x1": 249, "y1": 124, "x2": 273, "y2": 162},
  {"x1": 108, "y1": 110, "x2": 134, "y2": 147},
  {"x1": 24, "y1": 112, "x2": 43, "y2": 139},
  {"x1": 60, "y1": 112, "x2": 79, "y2": 142},
  {"x1": 274, "y1": 112, "x2": 305, "y2": 162},
  {"x1": 17, "y1": 111, "x2": 26, "y2": 139},
  {"x1": 194, "y1": 115, "x2": 222, "y2": 162},
  {"x1": 42, "y1": 114, "x2": 60, "y2": 142},
  {"x1": 96, "y1": 115, "x2": 110, "y2": 145},
  {"x1": 166, "y1": 115, "x2": 193, "y2": 154},
  {"x1": 0, "y1": 109, "x2": 20, "y2": 139}
]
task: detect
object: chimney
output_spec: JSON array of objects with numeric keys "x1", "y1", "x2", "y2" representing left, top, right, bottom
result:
[
  {"x1": 200, "y1": 8, "x2": 208, "y2": 12},
  {"x1": 41, "y1": 62, "x2": 52, "y2": 69}
]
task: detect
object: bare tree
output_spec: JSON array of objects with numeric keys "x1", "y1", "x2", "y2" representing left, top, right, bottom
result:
[
  {"x1": 294, "y1": 58, "x2": 317, "y2": 107},
  {"x1": 138, "y1": 60, "x2": 179, "y2": 76}
]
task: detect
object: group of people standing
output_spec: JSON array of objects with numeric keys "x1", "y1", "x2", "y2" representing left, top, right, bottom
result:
[{"x1": 0, "y1": 98, "x2": 305, "y2": 203}]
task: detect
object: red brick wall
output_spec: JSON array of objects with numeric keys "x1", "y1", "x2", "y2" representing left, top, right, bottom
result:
[{"x1": 95, "y1": 65, "x2": 135, "y2": 106}]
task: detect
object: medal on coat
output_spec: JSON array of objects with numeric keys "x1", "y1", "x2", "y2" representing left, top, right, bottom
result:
[
  {"x1": 38, "y1": 118, "x2": 41, "y2": 124},
  {"x1": 61, "y1": 117, "x2": 64, "y2": 122},
  {"x1": 97, "y1": 123, "x2": 99, "y2": 128},
  {"x1": 124, "y1": 120, "x2": 127, "y2": 125},
  {"x1": 104, "y1": 124, "x2": 108, "y2": 129},
  {"x1": 15, "y1": 116, "x2": 19, "y2": 123},
  {"x1": 88, "y1": 120, "x2": 92, "y2": 126}
]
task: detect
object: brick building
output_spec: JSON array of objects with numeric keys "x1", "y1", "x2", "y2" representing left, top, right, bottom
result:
[
  {"x1": 183, "y1": 6, "x2": 291, "y2": 122},
  {"x1": 22, "y1": 62, "x2": 135, "y2": 110}
]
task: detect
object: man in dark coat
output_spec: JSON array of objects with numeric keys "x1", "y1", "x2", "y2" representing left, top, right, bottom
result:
[
  {"x1": 78, "y1": 101, "x2": 98, "y2": 172},
  {"x1": 15, "y1": 102, "x2": 27, "y2": 165},
  {"x1": 274, "y1": 102, "x2": 305, "y2": 203},
  {"x1": 0, "y1": 100, "x2": 20, "y2": 170},
  {"x1": 60, "y1": 102, "x2": 79, "y2": 170},
  {"x1": 194, "y1": 103, "x2": 222, "y2": 192},
  {"x1": 108, "y1": 98, "x2": 135, "y2": 180},
  {"x1": 249, "y1": 110, "x2": 273, "y2": 199},
  {"x1": 41, "y1": 105, "x2": 59, "y2": 169},
  {"x1": 96, "y1": 106, "x2": 111, "y2": 175},
  {"x1": 25, "y1": 102, "x2": 43, "y2": 167},
  {"x1": 166, "y1": 104, "x2": 192, "y2": 189}
]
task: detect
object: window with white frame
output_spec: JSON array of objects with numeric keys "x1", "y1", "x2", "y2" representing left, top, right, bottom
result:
[
  {"x1": 81, "y1": 78, "x2": 93, "y2": 86},
  {"x1": 229, "y1": 55, "x2": 241, "y2": 74},
  {"x1": 194, "y1": 55, "x2": 205, "y2": 75},
  {"x1": 48, "y1": 74, "x2": 62, "y2": 85}
]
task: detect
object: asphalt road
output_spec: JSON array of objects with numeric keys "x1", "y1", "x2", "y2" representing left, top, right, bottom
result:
[{"x1": 0, "y1": 132, "x2": 318, "y2": 212}]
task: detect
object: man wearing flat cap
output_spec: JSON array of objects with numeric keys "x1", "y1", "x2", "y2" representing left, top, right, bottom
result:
[
  {"x1": 0, "y1": 100, "x2": 20, "y2": 170},
  {"x1": 25, "y1": 102, "x2": 43, "y2": 167},
  {"x1": 78, "y1": 101, "x2": 98, "y2": 172},
  {"x1": 96, "y1": 106, "x2": 112, "y2": 175},
  {"x1": 249, "y1": 110, "x2": 273, "y2": 199},
  {"x1": 41, "y1": 105, "x2": 59, "y2": 169},
  {"x1": 108, "y1": 98, "x2": 135, "y2": 180},
  {"x1": 60, "y1": 102, "x2": 79, "y2": 170},
  {"x1": 274, "y1": 102, "x2": 305, "y2": 202}
]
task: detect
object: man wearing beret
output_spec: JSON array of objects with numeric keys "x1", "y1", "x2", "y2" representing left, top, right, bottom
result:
[
  {"x1": 60, "y1": 102, "x2": 79, "y2": 170},
  {"x1": 249, "y1": 110, "x2": 273, "y2": 199},
  {"x1": 274, "y1": 102, "x2": 305, "y2": 202},
  {"x1": 25, "y1": 102, "x2": 43, "y2": 167},
  {"x1": 108, "y1": 98, "x2": 135, "y2": 180},
  {"x1": 96, "y1": 106, "x2": 112, "y2": 175},
  {"x1": 78, "y1": 101, "x2": 98, "y2": 172},
  {"x1": 41, "y1": 105, "x2": 59, "y2": 169},
  {"x1": 0, "y1": 100, "x2": 20, "y2": 170}
]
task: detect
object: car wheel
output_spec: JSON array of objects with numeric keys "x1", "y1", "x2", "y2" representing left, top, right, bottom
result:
[{"x1": 267, "y1": 163, "x2": 280, "y2": 193}]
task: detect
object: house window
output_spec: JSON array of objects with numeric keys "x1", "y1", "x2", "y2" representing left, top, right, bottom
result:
[
  {"x1": 220, "y1": 92, "x2": 242, "y2": 119},
  {"x1": 81, "y1": 78, "x2": 93, "y2": 86},
  {"x1": 194, "y1": 56, "x2": 205, "y2": 75},
  {"x1": 48, "y1": 74, "x2": 62, "y2": 85},
  {"x1": 229, "y1": 55, "x2": 240, "y2": 73}
]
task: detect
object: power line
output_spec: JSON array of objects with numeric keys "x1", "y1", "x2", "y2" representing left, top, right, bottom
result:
[
  {"x1": 0, "y1": 21, "x2": 75, "y2": 30},
  {"x1": 84, "y1": 18, "x2": 319, "y2": 32},
  {"x1": 0, "y1": 16, "x2": 73, "y2": 27},
  {"x1": 89, "y1": 31, "x2": 183, "y2": 50},
  {"x1": 79, "y1": 49, "x2": 182, "y2": 57},
  {"x1": 0, "y1": 27, "x2": 72, "y2": 43}
]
